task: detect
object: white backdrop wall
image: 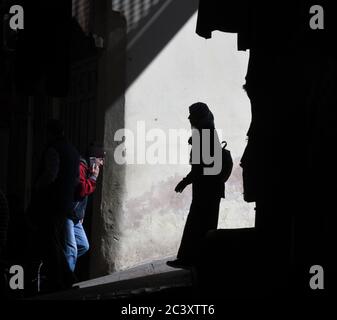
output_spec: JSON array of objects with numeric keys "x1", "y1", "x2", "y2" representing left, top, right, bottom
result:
[{"x1": 116, "y1": 13, "x2": 254, "y2": 270}]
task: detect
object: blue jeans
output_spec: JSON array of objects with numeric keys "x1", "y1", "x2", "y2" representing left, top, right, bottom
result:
[{"x1": 64, "y1": 218, "x2": 89, "y2": 272}]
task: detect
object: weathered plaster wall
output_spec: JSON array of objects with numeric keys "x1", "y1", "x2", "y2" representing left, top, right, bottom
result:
[
  {"x1": 117, "y1": 13, "x2": 255, "y2": 271},
  {"x1": 90, "y1": 2, "x2": 255, "y2": 276}
]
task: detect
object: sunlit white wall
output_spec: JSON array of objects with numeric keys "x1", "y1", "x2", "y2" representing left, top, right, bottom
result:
[{"x1": 117, "y1": 12, "x2": 254, "y2": 270}]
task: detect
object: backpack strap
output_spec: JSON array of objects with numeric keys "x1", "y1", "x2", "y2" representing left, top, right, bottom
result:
[{"x1": 221, "y1": 141, "x2": 228, "y2": 148}]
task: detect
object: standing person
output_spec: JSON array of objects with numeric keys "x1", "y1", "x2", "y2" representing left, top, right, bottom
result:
[
  {"x1": 167, "y1": 103, "x2": 227, "y2": 268},
  {"x1": 28, "y1": 119, "x2": 80, "y2": 292},
  {"x1": 64, "y1": 145, "x2": 105, "y2": 273}
]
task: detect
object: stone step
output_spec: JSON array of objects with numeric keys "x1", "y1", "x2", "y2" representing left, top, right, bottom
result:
[{"x1": 31, "y1": 258, "x2": 193, "y2": 300}]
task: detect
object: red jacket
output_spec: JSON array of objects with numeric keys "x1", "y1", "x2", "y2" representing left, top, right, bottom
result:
[{"x1": 77, "y1": 159, "x2": 96, "y2": 198}]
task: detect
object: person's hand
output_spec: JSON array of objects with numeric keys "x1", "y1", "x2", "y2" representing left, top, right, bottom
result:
[
  {"x1": 96, "y1": 158, "x2": 104, "y2": 167},
  {"x1": 175, "y1": 180, "x2": 187, "y2": 193},
  {"x1": 92, "y1": 164, "x2": 100, "y2": 178}
]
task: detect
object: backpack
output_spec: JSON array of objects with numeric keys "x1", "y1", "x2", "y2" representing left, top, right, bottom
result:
[{"x1": 219, "y1": 141, "x2": 233, "y2": 183}]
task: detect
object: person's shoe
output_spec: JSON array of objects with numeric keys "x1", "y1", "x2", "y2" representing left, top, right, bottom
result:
[{"x1": 166, "y1": 259, "x2": 193, "y2": 269}]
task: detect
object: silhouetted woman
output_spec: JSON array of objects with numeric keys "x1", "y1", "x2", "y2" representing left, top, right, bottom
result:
[{"x1": 167, "y1": 102, "x2": 224, "y2": 268}]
